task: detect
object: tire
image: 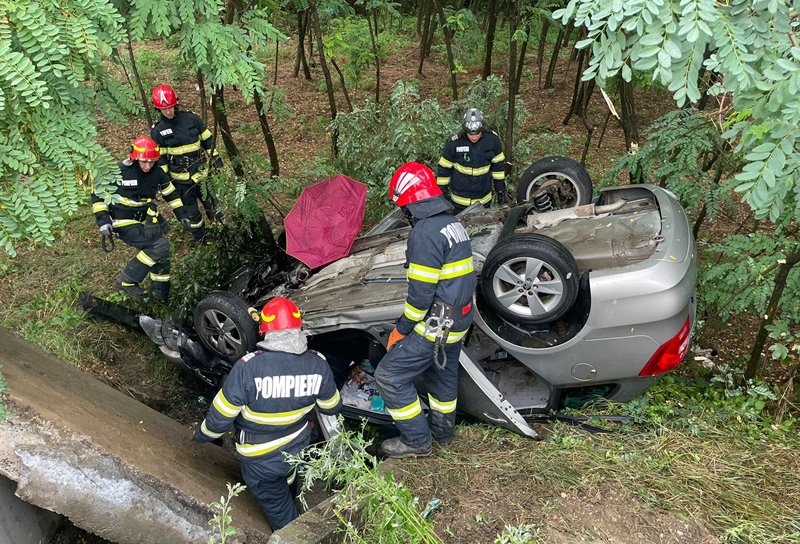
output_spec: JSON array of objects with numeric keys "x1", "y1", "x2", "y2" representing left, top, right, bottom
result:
[
  {"x1": 193, "y1": 291, "x2": 260, "y2": 362},
  {"x1": 516, "y1": 156, "x2": 593, "y2": 208},
  {"x1": 481, "y1": 234, "x2": 579, "y2": 325}
]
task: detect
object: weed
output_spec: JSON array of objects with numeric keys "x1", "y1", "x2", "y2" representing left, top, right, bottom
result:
[
  {"x1": 0, "y1": 373, "x2": 7, "y2": 422},
  {"x1": 494, "y1": 524, "x2": 541, "y2": 544},
  {"x1": 289, "y1": 422, "x2": 444, "y2": 544},
  {"x1": 206, "y1": 482, "x2": 247, "y2": 544}
]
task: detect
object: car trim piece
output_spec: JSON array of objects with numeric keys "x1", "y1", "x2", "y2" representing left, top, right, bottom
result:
[{"x1": 458, "y1": 349, "x2": 540, "y2": 439}]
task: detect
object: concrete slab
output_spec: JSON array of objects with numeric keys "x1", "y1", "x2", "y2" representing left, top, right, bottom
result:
[
  {"x1": 0, "y1": 474, "x2": 61, "y2": 544},
  {"x1": 0, "y1": 327, "x2": 271, "y2": 544}
]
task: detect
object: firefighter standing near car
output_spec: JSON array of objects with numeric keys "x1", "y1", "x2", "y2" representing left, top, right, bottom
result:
[
  {"x1": 374, "y1": 162, "x2": 477, "y2": 458},
  {"x1": 92, "y1": 136, "x2": 189, "y2": 302},
  {"x1": 437, "y1": 107, "x2": 507, "y2": 211},
  {"x1": 194, "y1": 297, "x2": 342, "y2": 530},
  {"x1": 150, "y1": 84, "x2": 223, "y2": 243}
]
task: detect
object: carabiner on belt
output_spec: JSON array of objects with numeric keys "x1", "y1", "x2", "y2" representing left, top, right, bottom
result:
[{"x1": 423, "y1": 305, "x2": 454, "y2": 370}]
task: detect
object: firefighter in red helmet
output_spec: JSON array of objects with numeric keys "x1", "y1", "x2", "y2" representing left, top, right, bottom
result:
[
  {"x1": 91, "y1": 136, "x2": 189, "y2": 302},
  {"x1": 374, "y1": 162, "x2": 477, "y2": 458},
  {"x1": 194, "y1": 297, "x2": 342, "y2": 530},
  {"x1": 150, "y1": 84, "x2": 223, "y2": 243}
]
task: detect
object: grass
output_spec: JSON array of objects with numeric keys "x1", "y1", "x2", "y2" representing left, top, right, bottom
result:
[{"x1": 392, "y1": 375, "x2": 800, "y2": 544}]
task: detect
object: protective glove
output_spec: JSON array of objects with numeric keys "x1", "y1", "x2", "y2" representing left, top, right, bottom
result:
[
  {"x1": 180, "y1": 217, "x2": 192, "y2": 230},
  {"x1": 387, "y1": 327, "x2": 405, "y2": 350},
  {"x1": 497, "y1": 190, "x2": 507, "y2": 206},
  {"x1": 99, "y1": 224, "x2": 113, "y2": 237},
  {"x1": 212, "y1": 155, "x2": 224, "y2": 169}
]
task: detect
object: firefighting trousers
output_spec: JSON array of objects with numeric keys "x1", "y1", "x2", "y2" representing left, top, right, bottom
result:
[
  {"x1": 375, "y1": 332, "x2": 463, "y2": 448},
  {"x1": 116, "y1": 225, "x2": 171, "y2": 298},
  {"x1": 173, "y1": 178, "x2": 218, "y2": 241},
  {"x1": 238, "y1": 441, "x2": 306, "y2": 530}
]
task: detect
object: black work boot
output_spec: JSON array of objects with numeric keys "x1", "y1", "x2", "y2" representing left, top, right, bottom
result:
[
  {"x1": 378, "y1": 437, "x2": 432, "y2": 459},
  {"x1": 113, "y1": 277, "x2": 148, "y2": 299}
]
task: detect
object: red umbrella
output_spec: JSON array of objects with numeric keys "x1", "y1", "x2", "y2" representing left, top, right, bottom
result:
[{"x1": 284, "y1": 174, "x2": 368, "y2": 269}]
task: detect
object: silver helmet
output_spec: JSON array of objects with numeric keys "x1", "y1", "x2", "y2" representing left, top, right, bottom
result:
[{"x1": 463, "y1": 108, "x2": 485, "y2": 134}]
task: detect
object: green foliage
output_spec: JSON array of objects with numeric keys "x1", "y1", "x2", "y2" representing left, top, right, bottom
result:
[
  {"x1": 331, "y1": 77, "x2": 530, "y2": 221},
  {"x1": 699, "y1": 233, "x2": 800, "y2": 322},
  {"x1": 0, "y1": 0, "x2": 138, "y2": 256},
  {"x1": 619, "y1": 371, "x2": 785, "y2": 433},
  {"x1": 206, "y1": 482, "x2": 246, "y2": 544},
  {"x1": 0, "y1": 372, "x2": 7, "y2": 422},
  {"x1": 765, "y1": 320, "x2": 800, "y2": 364},
  {"x1": 289, "y1": 422, "x2": 445, "y2": 544},
  {"x1": 553, "y1": 0, "x2": 800, "y2": 225},
  {"x1": 605, "y1": 110, "x2": 741, "y2": 217},
  {"x1": 129, "y1": 0, "x2": 285, "y2": 103},
  {"x1": 494, "y1": 524, "x2": 541, "y2": 544}
]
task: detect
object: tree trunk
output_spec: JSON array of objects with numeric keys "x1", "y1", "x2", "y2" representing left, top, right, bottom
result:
[
  {"x1": 745, "y1": 245, "x2": 800, "y2": 379},
  {"x1": 543, "y1": 27, "x2": 564, "y2": 89},
  {"x1": 618, "y1": 71, "x2": 639, "y2": 150},
  {"x1": 294, "y1": 10, "x2": 312, "y2": 80},
  {"x1": 481, "y1": 0, "x2": 498, "y2": 80},
  {"x1": 417, "y1": 0, "x2": 432, "y2": 76},
  {"x1": 273, "y1": 40, "x2": 279, "y2": 86},
  {"x1": 432, "y1": 0, "x2": 458, "y2": 101},
  {"x1": 125, "y1": 30, "x2": 152, "y2": 126},
  {"x1": 253, "y1": 91, "x2": 279, "y2": 177},
  {"x1": 309, "y1": 0, "x2": 339, "y2": 156},
  {"x1": 514, "y1": 37, "x2": 528, "y2": 94},
  {"x1": 367, "y1": 13, "x2": 381, "y2": 103},
  {"x1": 536, "y1": 19, "x2": 550, "y2": 89},
  {"x1": 331, "y1": 58, "x2": 354, "y2": 112},
  {"x1": 505, "y1": 0, "x2": 522, "y2": 176},
  {"x1": 196, "y1": 70, "x2": 208, "y2": 125},
  {"x1": 211, "y1": 86, "x2": 245, "y2": 178}
]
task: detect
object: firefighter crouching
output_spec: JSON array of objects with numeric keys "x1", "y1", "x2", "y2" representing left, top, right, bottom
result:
[
  {"x1": 194, "y1": 297, "x2": 342, "y2": 530},
  {"x1": 150, "y1": 84, "x2": 223, "y2": 244},
  {"x1": 375, "y1": 162, "x2": 477, "y2": 458},
  {"x1": 92, "y1": 136, "x2": 188, "y2": 302},
  {"x1": 437, "y1": 107, "x2": 507, "y2": 212}
]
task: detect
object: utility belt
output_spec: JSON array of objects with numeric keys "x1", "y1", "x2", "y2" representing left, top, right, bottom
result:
[
  {"x1": 111, "y1": 203, "x2": 158, "y2": 223},
  {"x1": 237, "y1": 429, "x2": 274, "y2": 445},
  {"x1": 168, "y1": 151, "x2": 206, "y2": 171},
  {"x1": 415, "y1": 300, "x2": 472, "y2": 370}
]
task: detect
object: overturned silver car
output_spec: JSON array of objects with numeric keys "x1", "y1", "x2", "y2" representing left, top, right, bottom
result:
[{"x1": 153, "y1": 158, "x2": 697, "y2": 438}]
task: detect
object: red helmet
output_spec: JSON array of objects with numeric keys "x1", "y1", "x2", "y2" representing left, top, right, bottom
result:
[
  {"x1": 389, "y1": 162, "x2": 442, "y2": 207},
  {"x1": 129, "y1": 136, "x2": 160, "y2": 161},
  {"x1": 259, "y1": 297, "x2": 302, "y2": 334},
  {"x1": 152, "y1": 84, "x2": 177, "y2": 109}
]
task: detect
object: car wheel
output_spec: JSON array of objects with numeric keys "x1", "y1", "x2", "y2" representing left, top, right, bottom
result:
[
  {"x1": 481, "y1": 234, "x2": 579, "y2": 325},
  {"x1": 193, "y1": 291, "x2": 260, "y2": 362},
  {"x1": 516, "y1": 156, "x2": 593, "y2": 209}
]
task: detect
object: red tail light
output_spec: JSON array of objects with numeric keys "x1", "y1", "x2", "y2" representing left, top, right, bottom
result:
[{"x1": 639, "y1": 317, "x2": 691, "y2": 377}]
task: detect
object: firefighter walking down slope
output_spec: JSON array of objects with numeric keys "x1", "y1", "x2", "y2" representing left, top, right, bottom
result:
[
  {"x1": 436, "y1": 107, "x2": 507, "y2": 212},
  {"x1": 91, "y1": 136, "x2": 189, "y2": 302},
  {"x1": 194, "y1": 297, "x2": 342, "y2": 530},
  {"x1": 150, "y1": 84, "x2": 223, "y2": 244},
  {"x1": 375, "y1": 162, "x2": 477, "y2": 458}
]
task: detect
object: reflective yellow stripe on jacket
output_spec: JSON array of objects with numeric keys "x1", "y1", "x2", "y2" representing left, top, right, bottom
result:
[
  {"x1": 162, "y1": 141, "x2": 203, "y2": 155},
  {"x1": 212, "y1": 390, "x2": 242, "y2": 418},
  {"x1": 236, "y1": 422, "x2": 308, "y2": 457},
  {"x1": 242, "y1": 404, "x2": 315, "y2": 426},
  {"x1": 453, "y1": 163, "x2": 490, "y2": 176}
]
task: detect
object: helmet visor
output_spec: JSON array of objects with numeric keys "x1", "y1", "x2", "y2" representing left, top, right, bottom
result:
[{"x1": 464, "y1": 120, "x2": 483, "y2": 134}]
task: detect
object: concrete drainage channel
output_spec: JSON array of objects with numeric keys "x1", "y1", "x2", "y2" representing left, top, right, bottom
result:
[{"x1": 0, "y1": 328, "x2": 350, "y2": 544}]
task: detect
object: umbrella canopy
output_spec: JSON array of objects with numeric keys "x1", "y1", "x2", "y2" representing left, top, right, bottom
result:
[{"x1": 284, "y1": 174, "x2": 368, "y2": 269}]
